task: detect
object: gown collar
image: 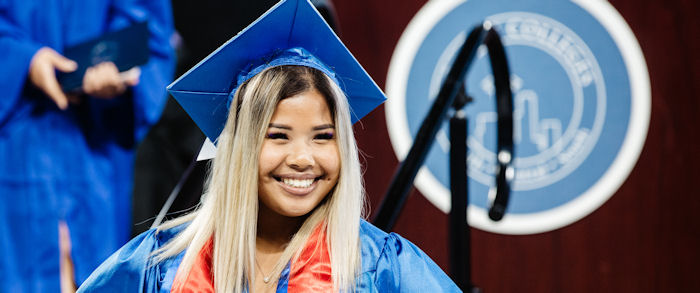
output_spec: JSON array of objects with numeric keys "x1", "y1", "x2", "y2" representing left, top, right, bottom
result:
[{"x1": 170, "y1": 224, "x2": 331, "y2": 292}]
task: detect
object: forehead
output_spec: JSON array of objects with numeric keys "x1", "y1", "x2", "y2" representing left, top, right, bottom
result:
[{"x1": 270, "y1": 89, "x2": 333, "y2": 124}]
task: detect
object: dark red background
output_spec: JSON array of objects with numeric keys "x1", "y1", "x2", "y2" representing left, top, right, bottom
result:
[{"x1": 333, "y1": 0, "x2": 700, "y2": 291}]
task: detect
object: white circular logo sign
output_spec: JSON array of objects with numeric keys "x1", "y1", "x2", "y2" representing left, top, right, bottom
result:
[{"x1": 386, "y1": 0, "x2": 650, "y2": 234}]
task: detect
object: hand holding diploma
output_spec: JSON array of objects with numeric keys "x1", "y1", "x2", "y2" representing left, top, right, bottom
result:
[
  {"x1": 28, "y1": 47, "x2": 77, "y2": 110},
  {"x1": 29, "y1": 46, "x2": 141, "y2": 109},
  {"x1": 82, "y1": 62, "x2": 140, "y2": 99}
]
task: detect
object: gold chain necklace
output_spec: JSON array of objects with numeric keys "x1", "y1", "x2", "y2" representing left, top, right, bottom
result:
[{"x1": 254, "y1": 256, "x2": 275, "y2": 284}]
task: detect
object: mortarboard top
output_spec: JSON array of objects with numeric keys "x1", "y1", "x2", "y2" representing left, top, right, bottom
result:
[{"x1": 167, "y1": 0, "x2": 386, "y2": 146}]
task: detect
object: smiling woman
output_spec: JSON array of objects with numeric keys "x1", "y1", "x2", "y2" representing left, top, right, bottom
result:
[
  {"x1": 258, "y1": 86, "x2": 341, "y2": 219},
  {"x1": 77, "y1": 0, "x2": 459, "y2": 292},
  {"x1": 230, "y1": 65, "x2": 361, "y2": 292}
]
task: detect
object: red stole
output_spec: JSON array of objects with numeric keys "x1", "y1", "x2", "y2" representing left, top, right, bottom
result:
[
  {"x1": 171, "y1": 238, "x2": 215, "y2": 292},
  {"x1": 287, "y1": 224, "x2": 332, "y2": 292},
  {"x1": 171, "y1": 225, "x2": 332, "y2": 292}
]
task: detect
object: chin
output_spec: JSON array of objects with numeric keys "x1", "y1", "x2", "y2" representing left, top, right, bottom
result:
[
  {"x1": 278, "y1": 196, "x2": 329, "y2": 218},
  {"x1": 278, "y1": 205, "x2": 315, "y2": 218}
]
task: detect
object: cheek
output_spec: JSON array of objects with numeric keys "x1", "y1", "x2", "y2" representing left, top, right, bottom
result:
[
  {"x1": 318, "y1": 146, "x2": 341, "y2": 179},
  {"x1": 258, "y1": 144, "x2": 279, "y2": 176}
]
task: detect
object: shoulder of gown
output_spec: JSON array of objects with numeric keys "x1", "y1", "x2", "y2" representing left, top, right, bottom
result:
[
  {"x1": 77, "y1": 225, "x2": 186, "y2": 293},
  {"x1": 79, "y1": 221, "x2": 459, "y2": 292},
  {"x1": 358, "y1": 220, "x2": 461, "y2": 292}
]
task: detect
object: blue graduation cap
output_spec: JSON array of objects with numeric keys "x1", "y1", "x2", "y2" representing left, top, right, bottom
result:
[{"x1": 167, "y1": 0, "x2": 386, "y2": 144}]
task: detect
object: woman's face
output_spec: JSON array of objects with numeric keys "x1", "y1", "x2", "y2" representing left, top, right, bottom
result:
[{"x1": 258, "y1": 88, "x2": 340, "y2": 218}]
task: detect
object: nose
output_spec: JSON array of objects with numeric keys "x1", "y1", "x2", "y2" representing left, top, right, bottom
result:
[{"x1": 286, "y1": 141, "x2": 314, "y2": 170}]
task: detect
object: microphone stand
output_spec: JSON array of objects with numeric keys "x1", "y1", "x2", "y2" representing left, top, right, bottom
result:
[
  {"x1": 450, "y1": 87, "x2": 473, "y2": 291},
  {"x1": 373, "y1": 22, "x2": 514, "y2": 292}
]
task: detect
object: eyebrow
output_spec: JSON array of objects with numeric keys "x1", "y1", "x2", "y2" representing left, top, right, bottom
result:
[
  {"x1": 268, "y1": 123, "x2": 335, "y2": 131},
  {"x1": 268, "y1": 123, "x2": 291, "y2": 130},
  {"x1": 312, "y1": 124, "x2": 335, "y2": 131}
]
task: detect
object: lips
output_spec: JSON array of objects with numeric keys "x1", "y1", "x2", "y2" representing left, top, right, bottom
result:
[
  {"x1": 282, "y1": 178, "x2": 314, "y2": 188},
  {"x1": 273, "y1": 174, "x2": 323, "y2": 195}
]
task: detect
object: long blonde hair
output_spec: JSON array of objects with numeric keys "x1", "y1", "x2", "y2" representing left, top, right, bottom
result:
[{"x1": 154, "y1": 65, "x2": 365, "y2": 292}]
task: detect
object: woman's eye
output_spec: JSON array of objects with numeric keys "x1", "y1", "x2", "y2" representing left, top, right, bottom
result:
[
  {"x1": 266, "y1": 132, "x2": 287, "y2": 139},
  {"x1": 314, "y1": 132, "x2": 334, "y2": 140}
]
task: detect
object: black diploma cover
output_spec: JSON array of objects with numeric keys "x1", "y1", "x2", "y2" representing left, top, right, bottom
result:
[{"x1": 57, "y1": 21, "x2": 149, "y2": 92}]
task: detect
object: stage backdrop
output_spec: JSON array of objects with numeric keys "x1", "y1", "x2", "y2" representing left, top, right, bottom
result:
[{"x1": 333, "y1": 0, "x2": 700, "y2": 291}]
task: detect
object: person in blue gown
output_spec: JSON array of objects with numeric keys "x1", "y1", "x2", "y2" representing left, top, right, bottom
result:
[
  {"x1": 79, "y1": 220, "x2": 459, "y2": 292},
  {"x1": 79, "y1": 0, "x2": 460, "y2": 291},
  {"x1": 0, "y1": 0, "x2": 174, "y2": 291}
]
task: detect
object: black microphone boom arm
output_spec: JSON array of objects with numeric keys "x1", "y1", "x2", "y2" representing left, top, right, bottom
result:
[{"x1": 373, "y1": 21, "x2": 514, "y2": 231}]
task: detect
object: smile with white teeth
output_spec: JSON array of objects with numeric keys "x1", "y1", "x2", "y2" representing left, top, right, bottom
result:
[{"x1": 282, "y1": 178, "x2": 315, "y2": 188}]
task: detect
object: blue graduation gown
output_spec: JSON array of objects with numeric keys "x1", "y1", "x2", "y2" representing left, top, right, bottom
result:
[
  {"x1": 0, "y1": 0, "x2": 174, "y2": 291},
  {"x1": 78, "y1": 220, "x2": 461, "y2": 292}
]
